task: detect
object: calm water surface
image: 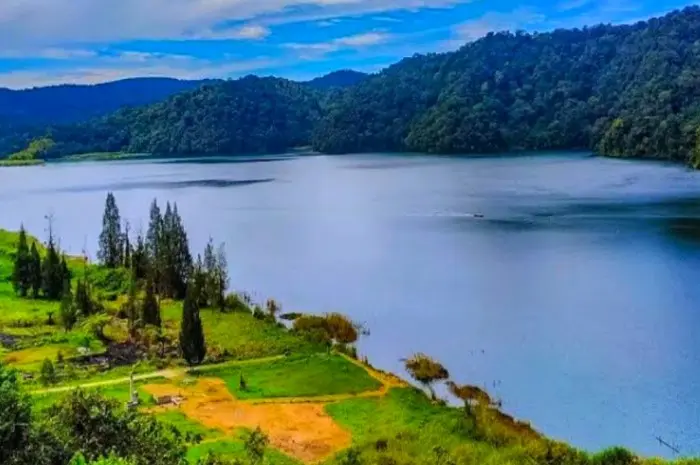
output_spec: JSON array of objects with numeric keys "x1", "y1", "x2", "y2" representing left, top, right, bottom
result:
[{"x1": 1, "y1": 152, "x2": 699, "y2": 457}]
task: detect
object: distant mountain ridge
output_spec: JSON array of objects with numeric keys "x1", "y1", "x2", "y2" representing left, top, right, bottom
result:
[
  {"x1": 4, "y1": 7, "x2": 700, "y2": 163},
  {"x1": 0, "y1": 78, "x2": 210, "y2": 126},
  {"x1": 305, "y1": 70, "x2": 369, "y2": 90}
]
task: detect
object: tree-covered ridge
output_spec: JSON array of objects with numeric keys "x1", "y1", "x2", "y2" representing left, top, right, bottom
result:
[
  {"x1": 0, "y1": 78, "x2": 208, "y2": 126},
  {"x1": 5, "y1": 8, "x2": 700, "y2": 162},
  {"x1": 314, "y1": 6, "x2": 700, "y2": 163},
  {"x1": 43, "y1": 76, "x2": 323, "y2": 157}
]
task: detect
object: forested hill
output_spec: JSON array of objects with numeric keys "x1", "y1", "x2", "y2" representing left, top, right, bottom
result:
[
  {"x1": 46, "y1": 76, "x2": 322, "y2": 157},
  {"x1": 306, "y1": 70, "x2": 369, "y2": 90},
  {"x1": 314, "y1": 6, "x2": 700, "y2": 163},
  {"x1": 6, "y1": 7, "x2": 700, "y2": 162},
  {"x1": 0, "y1": 78, "x2": 208, "y2": 126}
]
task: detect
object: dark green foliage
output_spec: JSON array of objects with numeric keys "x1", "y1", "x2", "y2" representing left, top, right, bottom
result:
[
  {"x1": 591, "y1": 447, "x2": 637, "y2": 465},
  {"x1": 131, "y1": 232, "x2": 149, "y2": 282},
  {"x1": 162, "y1": 203, "x2": 192, "y2": 299},
  {"x1": 243, "y1": 427, "x2": 268, "y2": 465},
  {"x1": 11, "y1": 225, "x2": 31, "y2": 296},
  {"x1": 24, "y1": 77, "x2": 322, "y2": 158},
  {"x1": 28, "y1": 242, "x2": 42, "y2": 298},
  {"x1": 7, "y1": 424, "x2": 71, "y2": 465},
  {"x1": 59, "y1": 279, "x2": 77, "y2": 331},
  {"x1": 41, "y1": 230, "x2": 63, "y2": 300},
  {"x1": 39, "y1": 358, "x2": 58, "y2": 386},
  {"x1": 404, "y1": 353, "x2": 450, "y2": 400},
  {"x1": 141, "y1": 278, "x2": 161, "y2": 327},
  {"x1": 312, "y1": 7, "x2": 700, "y2": 163},
  {"x1": 47, "y1": 390, "x2": 187, "y2": 465},
  {"x1": 179, "y1": 279, "x2": 206, "y2": 365},
  {"x1": 0, "y1": 364, "x2": 31, "y2": 463},
  {"x1": 122, "y1": 277, "x2": 139, "y2": 338},
  {"x1": 98, "y1": 193, "x2": 123, "y2": 268},
  {"x1": 74, "y1": 278, "x2": 99, "y2": 317}
]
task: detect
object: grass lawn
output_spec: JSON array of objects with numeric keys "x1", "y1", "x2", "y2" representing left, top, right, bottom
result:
[
  {"x1": 186, "y1": 436, "x2": 301, "y2": 465},
  {"x1": 155, "y1": 411, "x2": 222, "y2": 441},
  {"x1": 162, "y1": 303, "x2": 319, "y2": 360},
  {"x1": 197, "y1": 353, "x2": 382, "y2": 399},
  {"x1": 31, "y1": 376, "x2": 169, "y2": 411}
]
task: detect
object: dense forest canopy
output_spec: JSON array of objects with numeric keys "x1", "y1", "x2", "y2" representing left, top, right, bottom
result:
[
  {"x1": 315, "y1": 6, "x2": 700, "y2": 162},
  {"x1": 3, "y1": 7, "x2": 700, "y2": 162}
]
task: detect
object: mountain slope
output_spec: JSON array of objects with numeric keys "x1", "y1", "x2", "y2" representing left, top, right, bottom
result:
[
  {"x1": 313, "y1": 6, "x2": 700, "y2": 163},
  {"x1": 306, "y1": 70, "x2": 368, "y2": 90},
  {"x1": 46, "y1": 76, "x2": 322, "y2": 157},
  {"x1": 0, "y1": 78, "x2": 209, "y2": 126}
]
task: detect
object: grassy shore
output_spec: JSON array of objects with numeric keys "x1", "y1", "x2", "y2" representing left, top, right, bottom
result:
[
  {"x1": 0, "y1": 227, "x2": 697, "y2": 465},
  {"x1": 0, "y1": 158, "x2": 45, "y2": 167}
]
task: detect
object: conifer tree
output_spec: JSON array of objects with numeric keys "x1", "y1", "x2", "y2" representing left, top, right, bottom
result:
[
  {"x1": 74, "y1": 279, "x2": 93, "y2": 316},
  {"x1": 59, "y1": 279, "x2": 77, "y2": 331},
  {"x1": 141, "y1": 277, "x2": 161, "y2": 328},
  {"x1": 171, "y1": 204, "x2": 192, "y2": 299},
  {"x1": 122, "y1": 277, "x2": 139, "y2": 340},
  {"x1": 179, "y1": 279, "x2": 206, "y2": 365},
  {"x1": 98, "y1": 192, "x2": 123, "y2": 268},
  {"x1": 131, "y1": 231, "x2": 149, "y2": 281},
  {"x1": 41, "y1": 222, "x2": 63, "y2": 300},
  {"x1": 29, "y1": 242, "x2": 42, "y2": 298},
  {"x1": 203, "y1": 238, "x2": 216, "y2": 307},
  {"x1": 146, "y1": 199, "x2": 164, "y2": 291},
  {"x1": 122, "y1": 220, "x2": 132, "y2": 270},
  {"x1": 215, "y1": 243, "x2": 229, "y2": 311},
  {"x1": 11, "y1": 225, "x2": 31, "y2": 297}
]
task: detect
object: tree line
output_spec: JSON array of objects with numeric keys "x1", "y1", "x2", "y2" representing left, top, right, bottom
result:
[
  {"x1": 12, "y1": 221, "x2": 72, "y2": 301},
  {"x1": 11, "y1": 193, "x2": 229, "y2": 366}
]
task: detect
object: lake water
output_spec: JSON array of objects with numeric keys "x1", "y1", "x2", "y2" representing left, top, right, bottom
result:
[{"x1": 1, "y1": 152, "x2": 699, "y2": 457}]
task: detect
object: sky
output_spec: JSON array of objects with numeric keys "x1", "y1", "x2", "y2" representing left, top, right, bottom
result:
[{"x1": 0, "y1": 0, "x2": 696, "y2": 89}]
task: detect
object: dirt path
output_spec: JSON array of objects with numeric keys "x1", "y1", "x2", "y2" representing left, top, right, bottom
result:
[{"x1": 32, "y1": 355, "x2": 285, "y2": 395}]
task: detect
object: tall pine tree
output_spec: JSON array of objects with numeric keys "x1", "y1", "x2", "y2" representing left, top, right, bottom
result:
[
  {"x1": 98, "y1": 192, "x2": 123, "y2": 268},
  {"x1": 141, "y1": 277, "x2": 161, "y2": 327},
  {"x1": 131, "y1": 231, "x2": 149, "y2": 281},
  {"x1": 59, "y1": 279, "x2": 77, "y2": 331},
  {"x1": 122, "y1": 220, "x2": 132, "y2": 269},
  {"x1": 11, "y1": 225, "x2": 31, "y2": 297},
  {"x1": 28, "y1": 242, "x2": 41, "y2": 299},
  {"x1": 179, "y1": 279, "x2": 206, "y2": 365},
  {"x1": 41, "y1": 223, "x2": 63, "y2": 301},
  {"x1": 146, "y1": 199, "x2": 164, "y2": 293}
]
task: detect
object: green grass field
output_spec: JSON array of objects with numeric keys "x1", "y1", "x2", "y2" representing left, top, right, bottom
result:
[
  {"x1": 161, "y1": 302, "x2": 319, "y2": 360},
  {"x1": 196, "y1": 353, "x2": 382, "y2": 399},
  {"x1": 186, "y1": 436, "x2": 301, "y2": 465}
]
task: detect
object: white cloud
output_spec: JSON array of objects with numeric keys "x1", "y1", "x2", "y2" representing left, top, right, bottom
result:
[
  {"x1": 0, "y1": 0, "x2": 471, "y2": 49},
  {"x1": 0, "y1": 53, "x2": 281, "y2": 89},
  {"x1": 0, "y1": 48, "x2": 98, "y2": 60},
  {"x1": 556, "y1": 0, "x2": 594, "y2": 12},
  {"x1": 284, "y1": 31, "x2": 392, "y2": 57},
  {"x1": 453, "y1": 8, "x2": 546, "y2": 42}
]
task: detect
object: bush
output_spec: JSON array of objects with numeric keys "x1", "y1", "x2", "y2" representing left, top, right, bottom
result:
[{"x1": 591, "y1": 447, "x2": 637, "y2": 465}]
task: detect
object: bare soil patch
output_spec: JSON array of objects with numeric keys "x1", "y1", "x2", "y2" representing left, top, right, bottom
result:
[{"x1": 143, "y1": 378, "x2": 351, "y2": 462}]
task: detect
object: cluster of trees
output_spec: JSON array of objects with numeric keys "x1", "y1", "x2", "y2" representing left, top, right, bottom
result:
[
  {"x1": 11, "y1": 193, "x2": 229, "y2": 364},
  {"x1": 0, "y1": 362, "x2": 274, "y2": 465},
  {"x1": 12, "y1": 224, "x2": 72, "y2": 301}
]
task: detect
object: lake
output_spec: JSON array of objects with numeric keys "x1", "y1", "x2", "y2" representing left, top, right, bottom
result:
[{"x1": 1, "y1": 151, "x2": 699, "y2": 457}]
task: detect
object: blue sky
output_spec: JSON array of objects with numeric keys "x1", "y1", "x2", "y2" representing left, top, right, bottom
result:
[{"x1": 0, "y1": 0, "x2": 695, "y2": 89}]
